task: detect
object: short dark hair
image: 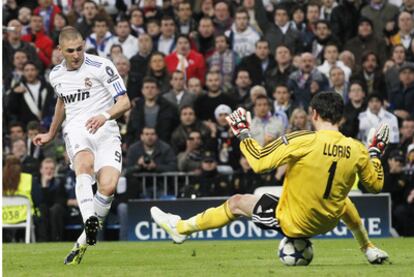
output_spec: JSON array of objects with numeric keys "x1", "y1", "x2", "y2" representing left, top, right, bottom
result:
[
  {"x1": 142, "y1": 76, "x2": 159, "y2": 88},
  {"x1": 309, "y1": 91, "x2": 344, "y2": 124},
  {"x1": 93, "y1": 15, "x2": 108, "y2": 26},
  {"x1": 176, "y1": 34, "x2": 190, "y2": 43},
  {"x1": 9, "y1": 121, "x2": 25, "y2": 132},
  {"x1": 254, "y1": 94, "x2": 270, "y2": 105},
  {"x1": 26, "y1": 120, "x2": 40, "y2": 131},
  {"x1": 361, "y1": 51, "x2": 377, "y2": 64},
  {"x1": 255, "y1": 39, "x2": 269, "y2": 47}
]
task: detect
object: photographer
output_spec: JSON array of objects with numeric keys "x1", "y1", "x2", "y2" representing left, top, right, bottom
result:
[{"x1": 125, "y1": 127, "x2": 177, "y2": 198}]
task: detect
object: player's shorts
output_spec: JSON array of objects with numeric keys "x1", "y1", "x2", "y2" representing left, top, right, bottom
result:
[
  {"x1": 252, "y1": 193, "x2": 284, "y2": 234},
  {"x1": 63, "y1": 120, "x2": 122, "y2": 173}
]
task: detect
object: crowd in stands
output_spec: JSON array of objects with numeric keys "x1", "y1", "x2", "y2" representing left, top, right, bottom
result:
[{"x1": 2, "y1": 0, "x2": 414, "y2": 241}]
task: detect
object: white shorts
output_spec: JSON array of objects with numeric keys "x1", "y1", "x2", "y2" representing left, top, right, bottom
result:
[{"x1": 63, "y1": 120, "x2": 122, "y2": 173}]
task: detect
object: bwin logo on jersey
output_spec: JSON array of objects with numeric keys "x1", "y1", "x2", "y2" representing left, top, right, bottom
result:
[{"x1": 61, "y1": 89, "x2": 90, "y2": 104}]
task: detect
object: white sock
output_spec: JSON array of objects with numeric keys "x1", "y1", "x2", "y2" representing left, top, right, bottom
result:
[
  {"x1": 77, "y1": 231, "x2": 87, "y2": 246},
  {"x1": 93, "y1": 191, "x2": 114, "y2": 223},
  {"x1": 75, "y1": 174, "x2": 95, "y2": 222}
]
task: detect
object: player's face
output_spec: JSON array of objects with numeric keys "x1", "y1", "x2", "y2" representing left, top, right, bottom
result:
[
  {"x1": 60, "y1": 38, "x2": 85, "y2": 70},
  {"x1": 180, "y1": 107, "x2": 196, "y2": 125}
]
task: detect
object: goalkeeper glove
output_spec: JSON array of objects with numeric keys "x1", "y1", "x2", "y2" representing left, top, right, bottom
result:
[
  {"x1": 368, "y1": 123, "x2": 390, "y2": 158},
  {"x1": 225, "y1": 107, "x2": 252, "y2": 140}
]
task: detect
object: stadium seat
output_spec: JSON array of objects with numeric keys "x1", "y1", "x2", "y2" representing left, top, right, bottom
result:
[
  {"x1": 2, "y1": 196, "x2": 36, "y2": 243},
  {"x1": 254, "y1": 186, "x2": 283, "y2": 197}
]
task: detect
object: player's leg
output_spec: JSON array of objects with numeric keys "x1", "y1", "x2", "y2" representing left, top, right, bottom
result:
[
  {"x1": 65, "y1": 150, "x2": 96, "y2": 265},
  {"x1": 150, "y1": 194, "x2": 259, "y2": 243},
  {"x1": 94, "y1": 166, "x2": 120, "y2": 228},
  {"x1": 341, "y1": 197, "x2": 389, "y2": 264}
]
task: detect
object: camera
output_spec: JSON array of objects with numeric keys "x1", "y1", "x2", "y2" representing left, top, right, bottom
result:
[{"x1": 143, "y1": 154, "x2": 152, "y2": 165}]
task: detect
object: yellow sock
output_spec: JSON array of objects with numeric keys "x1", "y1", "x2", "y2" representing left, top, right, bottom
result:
[
  {"x1": 176, "y1": 201, "x2": 235, "y2": 235},
  {"x1": 341, "y1": 198, "x2": 373, "y2": 251}
]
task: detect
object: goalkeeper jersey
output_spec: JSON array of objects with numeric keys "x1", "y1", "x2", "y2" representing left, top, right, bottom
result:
[{"x1": 240, "y1": 130, "x2": 384, "y2": 237}]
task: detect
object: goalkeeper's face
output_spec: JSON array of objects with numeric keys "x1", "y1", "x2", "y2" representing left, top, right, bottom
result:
[{"x1": 60, "y1": 37, "x2": 85, "y2": 70}]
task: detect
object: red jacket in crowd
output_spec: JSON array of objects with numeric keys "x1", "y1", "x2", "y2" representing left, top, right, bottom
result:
[
  {"x1": 21, "y1": 30, "x2": 54, "y2": 68},
  {"x1": 165, "y1": 50, "x2": 206, "y2": 85}
]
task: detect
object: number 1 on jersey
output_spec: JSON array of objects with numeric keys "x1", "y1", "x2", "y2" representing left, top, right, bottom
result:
[{"x1": 323, "y1": 161, "x2": 337, "y2": 199}]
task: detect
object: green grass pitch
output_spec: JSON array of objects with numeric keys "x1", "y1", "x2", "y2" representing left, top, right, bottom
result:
[{"x1": 3, "y1": 238, "x2": 414, "y2": 276}]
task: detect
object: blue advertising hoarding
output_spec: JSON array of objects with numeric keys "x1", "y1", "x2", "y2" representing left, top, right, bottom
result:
[{"x1": 127, "y1": 194, "x2": 392, "y2": 241}]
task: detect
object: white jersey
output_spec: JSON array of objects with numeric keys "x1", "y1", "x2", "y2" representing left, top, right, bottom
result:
[{"x1": 49, "y1": 53, "x2": 127, "y2": 130}]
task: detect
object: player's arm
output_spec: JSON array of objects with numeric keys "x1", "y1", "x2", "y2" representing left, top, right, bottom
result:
[
  {"x1": 85, "y1": 59, "x2": 131, "y2": 134},
  {"x1": 33, "y1": 97, "x2": 65, "y2": 146},
  {"x1": 226, "y1": 108, "x2": 314, "y2": 173},
  {"x1": 357, "y1": 124, "x2": 390, "y2": 193}
]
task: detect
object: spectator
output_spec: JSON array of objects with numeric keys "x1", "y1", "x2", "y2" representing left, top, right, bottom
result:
[
  {"x1": 75, "y1": 0, "x2": 99, "y2": 38},
  {"x1": 2, "y1": 155, "x2": 40, "y2": 242},
  {"x1": 358, "y1": 93, "x2": 400, "y2": 145},
  {"x1": 329, "y1": 66, "x2": 349, "y2": 102},
  {"x1": 272, "y1": 83, "x2": 297, "y2": 130},
  {"x1": 389, "y1": 12, "x2": 414, "y2": 51},
  {"x1": 302, "y1": 2, "x2": 321, "y2": 51},
  {"x1": 165, "y1": 34, "x2": 206, "y2": 84},
  {"x1": 391, "y1": 62, "x2": 414, "y2": 120},
  {"x1": 4, "y1": 50, "x2": 28, "y2": 94},
  {"x1": 17, "y1": 6, "x2": 31, "y2": 35},
  {"x1": 241, "y1": 0, "x2": 264, "y2": 35},
  {"x1": 288, "y1": 52, "x2": 329, "y2": 110},
  {"x1": 112, "y1": 55, "x2": 138, "y2": 102},
  {"x1": 194, "y1": 0, "x2": 214, "y2": 22},
  {"x1": 183, "y1": 150, "x2": 231, "y2": 197},
  {"x1": 318, "y1": 43, "x2": 352, "y2": 83},
  {"x1": 129, "y1": 33, "x2": 154, "y2": 100},
  {"x1": 129, "y1": 8, "x2": 146, "y2": 37},
  {"x1": 309, "y1": 20, "x2": 338, "y2": 64},
  {"x1": 146, "y1": 51, "x2": 171, "y2": 94},
  {"x1": 247, "y1": 85, "x2": 268, "y2": 112},
  {"x1": 237, "y1": 39, "x2": 276, "y2": 87},
  {"x1": 21, "y1": 14, "x2": 54, "y2": 68},
  {"x1": 11, "y1": 138, "x2": 39, "y2": 176},
  {"x1": 4, "y1": 19, "x2": 41, "y2": 77},
  {"x1": 339, "y1": 50, "x2": 356, "y2": 72},
  {"x1": 3, "y1": 122, "x2": 26, "y2": 156},
  {"x1": 360, "y1": 0, "x2": 399, "y2": 38},
  {"x1": 177, "y1": 130, "x2": 204, "y2": 173},
  {"x1": 113, "y1": 18, "x2": 139, "y2": 59},
  {"x1": 401, "y1": 0, "x2": 414, "y2": 15},
  {"x1": 385, "y1": 44, "x2": 407, "y2": 96},
  {"x1": 7, "y1": 62, "x2": 56, "y2": 128},
  {"x1": 146, "y1": 19, "x2": 161, "y2": 43},
  {"x1": 85, "y1": 15, "x2": 115, "y2": 58},
  {"x1": 265, "y1": 45, "x2": 295, "y2": 95},
  {"x1": 156, "y1": 16, "x2": 177, "y2": 55},
  {"x1": 250, "y1": 94, "x2": 284, "y2": 146},
  {"x1": 176, "y1": 1, "x2": 197, "y2": 35},
  {"x1": 109, "y1": 44, "x2": 123, "y2": 60},
  {"x1": 193, "y1": 71, "x2": 234, "y2": 121},
  {"x1": 127, "y1": 77, "x2": 178, "y2": 145},
  {"x1": 36, "y1": 158, "x2": 66, "y2": 242},
  {"x1": 344, "y1": 17, "x2": 388, "y2": 70},
  {"x1": 33, "y1": 0, "x2": 62, "y2": 35},
  {"x1": 227, "y1": 70, "x2": 252, "y2": 108},
  {"x1": 320, "y1": 0, "x2": 338, "y2": 21},
  {"x1": 225, "y1": 7, "x2": 260, "y2": 59},
  {"x1": 351, "y1": 51, "x2": 387, "y2": 100},
  {"x1": 340, "y1": 81, "x2": 367, "y2": 138},
  {"x1": 207, "y1": 34, "x2": 239, "y2": 92},
  {"x1": 187, "y1": 77, "x2": 206, "y2": 97},
  {"x1": 287, "y1": 108, "x2": 312, "y2": 133},
  {"x1": 213, "y1": 1, "x2": 232, "y2": 35},
  {"x1": 50, "y1": 12, "x2": 68, "y2": 46},
  {"x1": 26, "y1": 121, "x2": 43, "y2": 161},
  {"x1": 290, "y1": 5, "x2": 306, "y2": 35},
  {"x1": 171, "y1": 105, "x2": 212, "y2": 154},
  {"x1": 255, "y1": 2, "x2": 302, "y2": 54},
  {"x1": 126, "y1": 127, "x2": 177, "y2": 174},
  {"x1": 213, "y1": 104, "x2": 241, "y2": 171},
  {"x1": 192, "y1": 17, "x2": 216, "y2": 59},
  {"x1": 399, "y1": 118, "x2": 414, "y2": 153},
  {"x1": 163, "y1": 70, "x2": 196, "y2": 110}
]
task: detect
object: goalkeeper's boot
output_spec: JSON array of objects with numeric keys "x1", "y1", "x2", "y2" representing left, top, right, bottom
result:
[
  {"x1": 150, "y1": 206, "x2": 187, "y2": 244},
  {"x1": 364, "y1": 245, "x2": 389, "y2": 264},
  {"x1": 64, "y1": 243, "x2": 87, "y2": 265},
  {"x1": 85, "y1": 216, "x2": 100, "y2": 246}
]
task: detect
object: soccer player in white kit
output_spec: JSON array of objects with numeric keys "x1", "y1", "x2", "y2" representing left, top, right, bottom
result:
[{"x1": 34, "y1": 27, "x2": 131, "y2": 265}]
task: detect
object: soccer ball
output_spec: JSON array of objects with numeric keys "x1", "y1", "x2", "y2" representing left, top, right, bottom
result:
[{"x1": 278, "y1": 237, "x2": 313, "y2": 266}]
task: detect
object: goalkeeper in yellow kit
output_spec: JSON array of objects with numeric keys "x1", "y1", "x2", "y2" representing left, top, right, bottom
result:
[{"x1": 151, "y1": 92, "x2": 390, "y2": 264}]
